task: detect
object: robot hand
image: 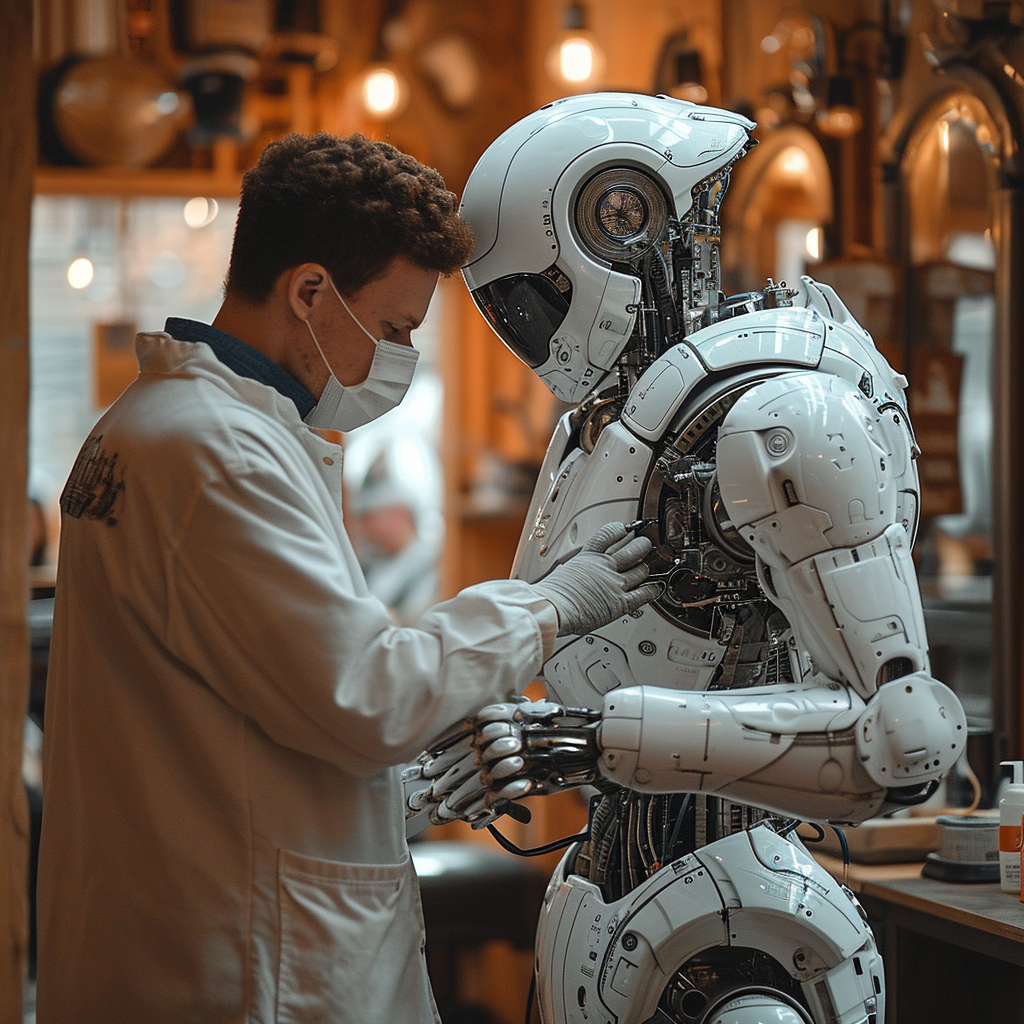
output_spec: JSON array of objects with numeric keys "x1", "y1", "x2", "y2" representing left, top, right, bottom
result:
[{"x1": 404, "y1": 699, "x2": 601, "y2": 831}]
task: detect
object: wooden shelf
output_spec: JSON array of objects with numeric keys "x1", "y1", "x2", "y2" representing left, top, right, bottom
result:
[{"x1": 35, "y1": 165, "x2": 242, "y2": 198}]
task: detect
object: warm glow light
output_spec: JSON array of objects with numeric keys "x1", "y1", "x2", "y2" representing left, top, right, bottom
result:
[
  {"x1": 183, "y1": 197, "x2": 219, "y2": 229},
  {"x1": 67, "y1": 257, "x2": 94, "y2": 290},
  {"x1": 815, "y1": 107, "x2": 863, "y2": 139},
  {"x1": 940, "y1": 119, "x2": 950, "y2": 154},
  {"x1": 560, "y1": 36, "x2": 596, "y2": 82},
  {"x1": 362, "y1": 67, "x2": 402, "y2": 116},
  {"x1": 672, "y1": 83, "x2": 708, "y2": 104},
  {"x1": 779, "y1": 146, "x2": 810, "y2": 177},
  {"x1": 805, "y1": 227, "x2": 822, "y2": 261}
]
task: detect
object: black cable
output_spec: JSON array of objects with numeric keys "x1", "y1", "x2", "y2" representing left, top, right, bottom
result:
[
  {"x1": 663, "y1": 793, "x2": 692, "y2": 864},
  {"x1": 524, "y1": 968, "x2": 537, "y2": 1024},
  {"x1": 830, "y1": 825, "x2": 850, "y2": 868},
  {"x1": 800, "y1": 822, "x2": 826, "y2": 843},
  {"x1": 486, "y1": 823, "x2": 588, "y2": 858}
]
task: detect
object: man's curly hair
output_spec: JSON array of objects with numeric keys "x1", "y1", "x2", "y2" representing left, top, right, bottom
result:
[{"x1": 225, "y1": 132, "x2": 475, "y2": 302}]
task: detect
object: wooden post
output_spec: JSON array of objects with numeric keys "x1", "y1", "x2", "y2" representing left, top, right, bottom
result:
[{"x1": 0, "y1": 0, "x2": 34, "y2": 1017}]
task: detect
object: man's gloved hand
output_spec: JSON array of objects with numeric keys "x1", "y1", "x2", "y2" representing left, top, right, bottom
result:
[{"x1": 534, "y1": 522, "x2": 661, "y2": 636}]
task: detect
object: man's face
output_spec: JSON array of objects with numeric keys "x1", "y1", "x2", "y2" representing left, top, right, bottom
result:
[{"x1": 316, "y1": 257, "x2": 439, "y2": 390}]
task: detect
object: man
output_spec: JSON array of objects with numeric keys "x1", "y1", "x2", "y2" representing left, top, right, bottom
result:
[
  {"x1": 36, "y1": 132, "x2": 658, "y2": 1023},
  {"x1": 348, "y1": 458, "x2": 441, "y2": 626}
]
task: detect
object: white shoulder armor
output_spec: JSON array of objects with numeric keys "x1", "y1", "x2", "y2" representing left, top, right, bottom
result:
[
  {"x1": 620, "y1": 305, "x2": 825, "y2": 444},
  {"x1": 716, "y1": 369, "x2": 924, "y2": 698}
]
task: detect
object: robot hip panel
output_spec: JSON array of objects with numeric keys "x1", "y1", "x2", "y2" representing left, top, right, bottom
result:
[{"x1": 535, "y1": 827, "x2": 882, "y2": 1024}]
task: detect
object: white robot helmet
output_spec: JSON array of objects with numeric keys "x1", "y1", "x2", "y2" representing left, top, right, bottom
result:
[{"x1": 460, "y1": 92, "x2": 755, "y2": 404}]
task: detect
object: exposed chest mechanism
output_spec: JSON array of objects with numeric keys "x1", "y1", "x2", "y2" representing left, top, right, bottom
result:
[{"x1": 513, "y1": 303, "x2": 919, "y2": 708}]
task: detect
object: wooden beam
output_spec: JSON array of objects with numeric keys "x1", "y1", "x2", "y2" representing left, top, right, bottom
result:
[{"x1": 0, "y1": 0, "x2": 34, "y2": 1018}]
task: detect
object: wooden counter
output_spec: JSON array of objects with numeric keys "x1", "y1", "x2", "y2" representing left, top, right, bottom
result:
[{"x1": 815, "y1": 855, "x2": 1024, "y2": 1023}]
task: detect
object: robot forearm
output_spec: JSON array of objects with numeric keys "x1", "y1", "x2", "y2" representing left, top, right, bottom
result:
[
  {"x1": 406, "y1": 670, "x2": 965, "y2": 830},
  {"x1": 598, "y1": 675, "x2": 966, "y2": 823}
]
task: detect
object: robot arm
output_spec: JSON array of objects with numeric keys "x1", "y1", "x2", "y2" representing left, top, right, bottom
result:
[
  {"x1": 599, "y1": 673, "x2": 964, "y2": 823},
  {"x1": 715, "y1": 367, "x2": 926, "y2": 700},
  {"x1": 407, "y1": 668, "x2": 963, "y2": 831}
]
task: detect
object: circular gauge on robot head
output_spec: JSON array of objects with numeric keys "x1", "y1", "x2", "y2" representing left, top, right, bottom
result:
[
  {"x1": 598, "y1": 187, "x2": 647, "y2": 239},
  {"x1": 575, "y1": 167, "x2": 669, "y2": 262}
]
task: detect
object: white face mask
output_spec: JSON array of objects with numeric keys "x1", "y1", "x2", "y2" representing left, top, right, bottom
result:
[{"x1": 304, "y1": 277, "x2": 420, "y2": 433}]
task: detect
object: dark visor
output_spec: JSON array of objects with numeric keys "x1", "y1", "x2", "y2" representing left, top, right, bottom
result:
[{"x1": 471, "y1": 273, "x2": 571, "y2": 368}]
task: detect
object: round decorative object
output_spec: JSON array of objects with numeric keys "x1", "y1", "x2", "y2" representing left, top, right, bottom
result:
[
  {"x1": 922, "y1": 813, "x2": 1000, "y2": 883},
  {"x1": 49, "y1": 55, "x2": 190, "y2": 168}
]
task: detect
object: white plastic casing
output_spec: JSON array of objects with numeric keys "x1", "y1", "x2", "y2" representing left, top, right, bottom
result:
[
  {"x1": 461, "y1": 93, "x2": 753, "y2": 404},
  {"x1": 535, "y1": 826, "x2": 883, "y2": 1024},
  {"x1": 596, "y1": 674, "x2": 965, "y2": 823},
  {"x1": 716, "y1": 370, "x2": 927, "y2": 699}
]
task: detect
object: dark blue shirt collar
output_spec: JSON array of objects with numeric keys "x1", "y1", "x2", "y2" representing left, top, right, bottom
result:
[{"x1": 164, "y1": 317, "x2": 316, "y2": 419}]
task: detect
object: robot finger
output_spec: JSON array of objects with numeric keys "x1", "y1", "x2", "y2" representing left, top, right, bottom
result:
[
  {"x1": 444, "y1": 768, "x2": 491, "y2": 815},
  {"x1": 484, "y1": 755, "x2": 525, "y2": 781},
  {"x1": 430, "y1": 755, "x2": 482, "y2": 800},
  {"x1": 473, "y1": 702, "x2": 524, "y2": 724},
  {"x1": 474, "y1": 721, "x2": 516, "y2": 745},
  {"x1": 477, "y1": 735, "x2": 523, "y2": 765},
  {"x1": 487, "y1": 778, "x2": 535, "y2": 805},
  {"x1": 419, "y1": 738, "x2": 476, "y2": 779},
  {"x1": 430, "y1": 799, "x2": 468, "y2": 826},
  {"x1": 405, "y1": 784, "x2": 431, "y2": 813}
]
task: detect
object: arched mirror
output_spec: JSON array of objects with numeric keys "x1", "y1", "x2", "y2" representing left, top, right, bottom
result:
[
  {"x1": 898, "y1": 84, "x2": 1013, "y2": 792},
  {"x1": 722, "y1": 124, "x2": 833, "y2": 292}
]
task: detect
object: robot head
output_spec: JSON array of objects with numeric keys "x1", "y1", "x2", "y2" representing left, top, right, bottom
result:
[{"x1": 460, "y1": 93, "x2": 755, "y2": 404}]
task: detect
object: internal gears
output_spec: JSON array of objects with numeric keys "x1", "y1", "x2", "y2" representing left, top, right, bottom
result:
[{"x1": 575, "y1": 167, "x2": 670, "y2": 262}]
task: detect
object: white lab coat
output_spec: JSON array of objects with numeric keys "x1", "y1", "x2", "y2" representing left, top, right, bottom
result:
[{"x1": 37, "y1": 332, "x2": 556, "y2": 1024}]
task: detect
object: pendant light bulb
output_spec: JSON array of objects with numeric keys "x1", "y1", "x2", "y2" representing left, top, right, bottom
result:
[
  {"x1": 359, "y1": 64, "x2": 408, "y2": 119},
  {"x1": 547, "y1": 3, "x2": 604, "y2": 87}
]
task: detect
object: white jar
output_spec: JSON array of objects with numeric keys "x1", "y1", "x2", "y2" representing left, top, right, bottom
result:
[{"x1": 999, "y1": 760, "x2": 1024, "y2": 893}]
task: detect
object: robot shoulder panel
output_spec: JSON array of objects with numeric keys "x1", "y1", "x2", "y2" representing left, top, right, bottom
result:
[
  {"x1": 621, "y1": 306, "x2": 825, "y2": 443},
  {"x1": 622, "y1": 294, "x2": 910, "y2": 446}
]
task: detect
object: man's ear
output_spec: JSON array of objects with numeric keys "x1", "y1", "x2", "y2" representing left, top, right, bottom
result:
[{"x1": 285, "y1": 263, "x2": 328, "y2": 322}]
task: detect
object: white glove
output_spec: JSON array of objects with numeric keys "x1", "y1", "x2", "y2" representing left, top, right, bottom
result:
[{"x1": 533, "y1": 522, "x2": 661, "y2": 637}]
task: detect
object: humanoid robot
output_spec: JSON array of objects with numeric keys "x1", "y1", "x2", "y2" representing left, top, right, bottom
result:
[{"x1": 406, "y1": 94, "x2": 967, "y2": 1024}]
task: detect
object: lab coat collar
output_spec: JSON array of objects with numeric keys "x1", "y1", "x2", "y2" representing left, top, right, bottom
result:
[{"x1": 134, "y1": 331, "x2": 344, "y2": 458}]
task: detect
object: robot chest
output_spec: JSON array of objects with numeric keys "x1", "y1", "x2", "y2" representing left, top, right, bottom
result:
[{"x1": 519, "y1": 384, "x2": 796, "y2": 710}]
